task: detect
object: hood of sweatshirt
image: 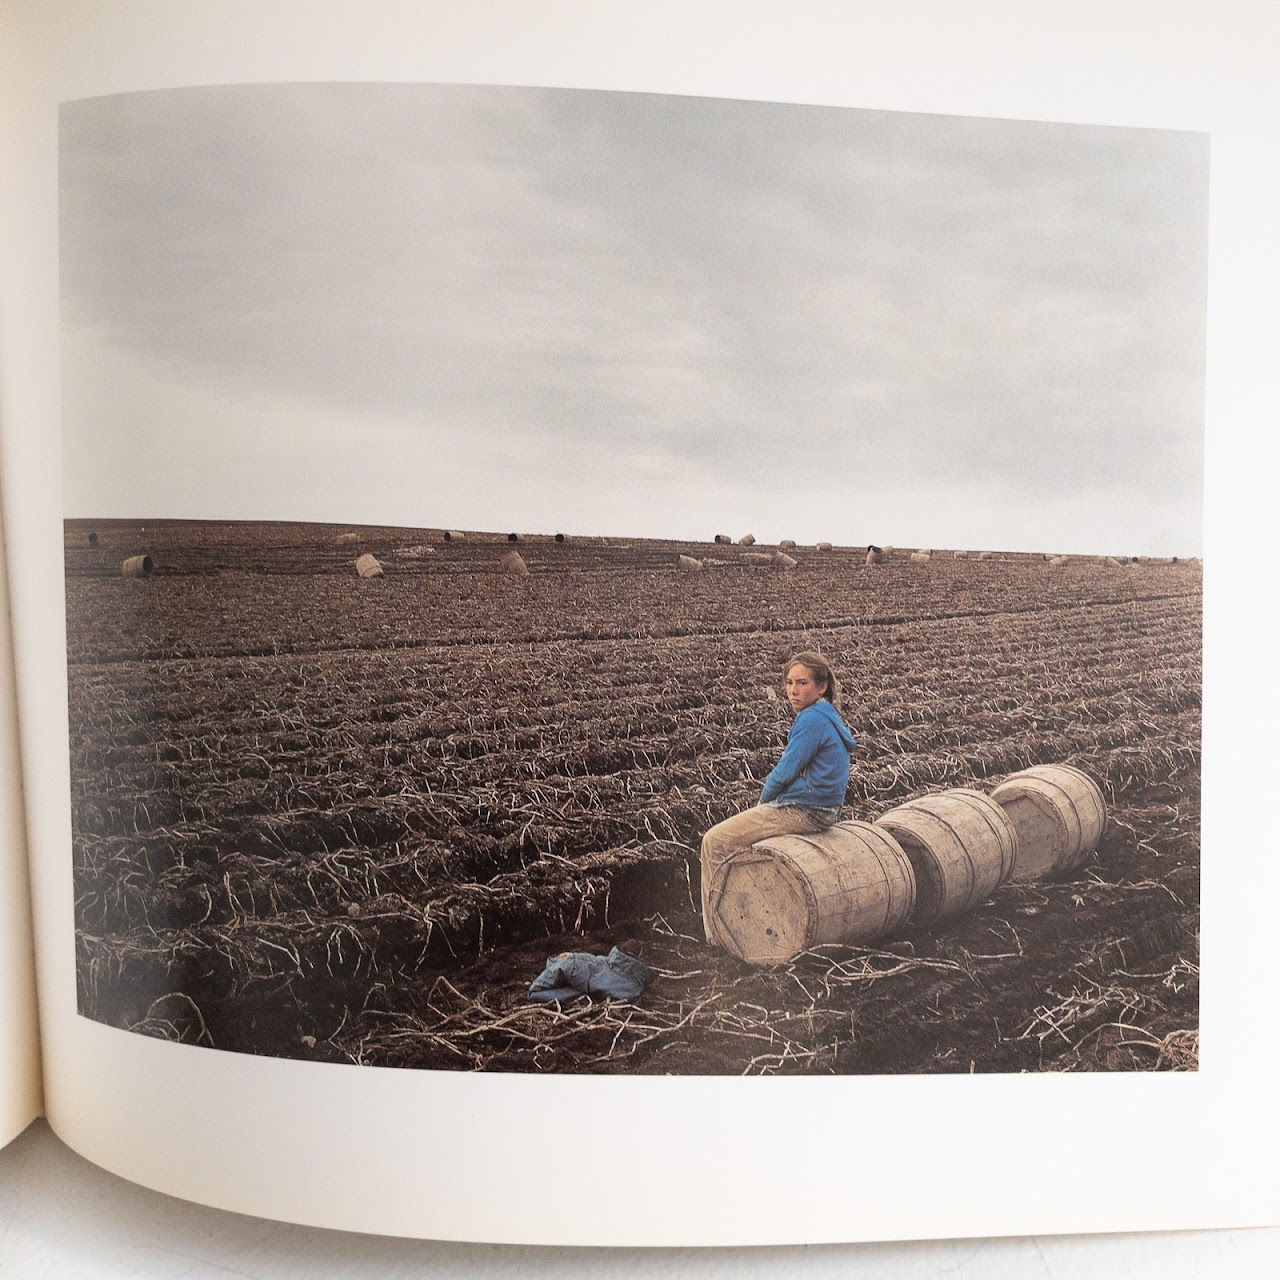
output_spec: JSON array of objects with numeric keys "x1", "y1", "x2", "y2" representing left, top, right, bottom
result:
[{"x1": 806, "y1": 698, "x2": 857, "y2": 751}]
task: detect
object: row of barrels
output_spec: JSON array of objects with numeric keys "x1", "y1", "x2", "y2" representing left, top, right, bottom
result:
[
  {"x1": 114, "y1": 549, "x2": 528, "y2": 580},
  {"x1": 707, "y1": 763, "x2": 1107, "y2": 966}
]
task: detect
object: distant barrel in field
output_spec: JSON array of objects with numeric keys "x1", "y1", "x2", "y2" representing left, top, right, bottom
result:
[
  {"x1": 990, "y1": 764, "x2": 1107, "y2": 883},
  {"x1": 738, "y1": 534, "x2": 756, "y2": 546},
  {"x1": 87, "y1": 531, "x2": 99, "y2": 547},
  {"x1": 443, "y1": 530, "x2": 466, "y2": 542},
  {"x1": 554, "y1": 532, "x2": 566, "y2": 543},
  {"x1": 714, "y1": 534, "x2": 730, "y2": 544},
  {"x1": 507, "y1": 532, "x2": 520, "y2": 542},
  {"x1": 865, "y1": 545, "x2": 886, "y2": 566},
  {"x1": 976, "y1": 551, "x2": 993, "y2": 561},
  {"x1": 334, "y1": 532, "x2": 359, "y2": 545},
  {"x1": 772, "y1": 551, "x2": 798, "y2": 570},
  {"x1": 909, "y1": 550, "x2": 932, "y2": 564},
  {"x1": 778, "y1": 539, "x2": 797, "y2": 550},
  {"x1": 355, "y1": 553, "x2": 383, "y2": 578},
  {"x1": 1048, "y1": 555, "x2": 1070, "y2": 567},
  {"x1": 501, "y1": 549, "x2": 530, "y2": 577},
  {"x1": 121, "y1": 555, "x2": 153, "y2": 579},
  {"x1": 708, "y1": 822, "x2": 916, "y2": 965},
  {"x1": 816, "y1": 541, "x2": 833, "y2": 551},
  {"x1": 874, "y1": 789, "x2": 1016, "y2": 926},
  {"x1": 953, "y1": 550, "x2": 968, "y2": 559},
  {"x1": 677, "y1": 554, "x2": 704, "y2": 572}
]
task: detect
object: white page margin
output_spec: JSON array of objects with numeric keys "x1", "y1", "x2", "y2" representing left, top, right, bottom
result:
[{"x1": 5, "y1": 0, "x2": 1276, "y2": 1246}]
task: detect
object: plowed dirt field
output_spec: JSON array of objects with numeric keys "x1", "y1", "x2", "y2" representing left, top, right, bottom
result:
[{"x1": 64, "y1": 520, "x2": 1200, "y2": 1073}]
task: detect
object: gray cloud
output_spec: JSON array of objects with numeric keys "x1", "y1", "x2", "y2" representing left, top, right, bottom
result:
[{"x1": 59, "y1": 84, "x2": 1207, "y2": 552}]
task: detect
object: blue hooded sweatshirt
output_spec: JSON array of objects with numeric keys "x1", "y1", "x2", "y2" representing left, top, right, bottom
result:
[{"x1": 758, "y1": 698, "x2": 857, "y2": 809}]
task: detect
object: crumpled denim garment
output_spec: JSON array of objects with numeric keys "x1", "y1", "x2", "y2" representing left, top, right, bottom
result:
[{"x1": 527, "y1": 946, "x2": 657, "y2": 1007}]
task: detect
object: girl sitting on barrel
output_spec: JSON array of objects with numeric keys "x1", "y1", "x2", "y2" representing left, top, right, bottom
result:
[{"x1": 701, "y1": 650, "x2": 857, "y2": 945}]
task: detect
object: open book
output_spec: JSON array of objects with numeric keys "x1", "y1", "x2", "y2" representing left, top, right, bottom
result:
[{"x1": 2, "y1": 0, "x2": 1278, "y2": 1249}]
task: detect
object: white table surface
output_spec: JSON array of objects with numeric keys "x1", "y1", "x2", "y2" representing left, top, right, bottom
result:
[{"x1": 1, "y1": 1119, "x2": 1277, "y2": 1278}]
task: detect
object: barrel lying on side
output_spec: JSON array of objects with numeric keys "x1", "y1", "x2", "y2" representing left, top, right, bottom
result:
[
  {"x1": 990, "y1": 763, "x2": 1107, "y2": 883},
  {"x1": 708, "y1": 821, "x2": 916, "y2": 966},
  {"x1": 121, "y1": 555, "x2": 153, "y2": 579},
  {"x1": 873, "y1": 788, "x2": 1016, "y2": 927}
]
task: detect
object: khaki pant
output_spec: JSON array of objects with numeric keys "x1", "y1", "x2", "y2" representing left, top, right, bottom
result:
[{"x1": 700, "y1": 804, "x2": 831, "y2": 945}]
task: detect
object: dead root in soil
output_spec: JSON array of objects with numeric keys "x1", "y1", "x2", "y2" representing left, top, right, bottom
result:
[
  {"x1": 321, "y1": 919, "x2": 975, "y2": 1075},
  {"x1": 1017, "y1": 979, "x2": 1197, "y2": 1071}
]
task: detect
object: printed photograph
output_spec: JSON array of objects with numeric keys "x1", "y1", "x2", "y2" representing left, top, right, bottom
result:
[{"x1": 61, "y1": 83, "x2": 1205, "y2": 1073}]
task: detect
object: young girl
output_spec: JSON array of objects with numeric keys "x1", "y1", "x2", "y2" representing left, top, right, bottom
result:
[{"x1": 700, "y1": 651, "x2": 857, "y2": 944}]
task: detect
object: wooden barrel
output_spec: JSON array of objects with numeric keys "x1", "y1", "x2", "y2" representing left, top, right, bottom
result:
[
  {"x1": 677, "y1": 554, "x2": 703, "y2": 572},
  {"x1": 355, "y1": 553, "x2": 383, "y2": 578},
  {"x1": 121, "y1": 555, "x2": 153, "y2": 579},
  {"x1": 990, "y1": 764, "x2": 1107, "y2": 883},
  {"x1": 874, "y1": 789, "x2": 1016, "y2": 926},
  {"x1": 772, "y1": 551, "x2": 798, "y2": 570},
  {"x1": 708, "y1": 821, "x2": 916, "y2": 965}
]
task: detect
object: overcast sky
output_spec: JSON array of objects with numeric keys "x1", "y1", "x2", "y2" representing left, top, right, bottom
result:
[{"x1": 59, "y1": 84, "x2": 1208, "y2": 554}]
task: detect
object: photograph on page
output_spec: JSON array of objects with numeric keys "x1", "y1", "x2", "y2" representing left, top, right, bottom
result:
[{"x1": 60, "y1": 82, "x2": 1206, "y2": 1077}]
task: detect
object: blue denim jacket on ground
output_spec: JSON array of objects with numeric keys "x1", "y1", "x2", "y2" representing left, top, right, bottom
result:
[{"x1": 527, "y1": 947, "x2": 657, "y2": 1007}]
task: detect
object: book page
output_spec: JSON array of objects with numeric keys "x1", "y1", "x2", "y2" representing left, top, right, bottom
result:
[
  {"x1": 0, "y1": 16, "x2": 46, "y2": 1147},
  {"x1": 5, "y1": 0, "x2": 1278, "y2": 1246},
  {"x1": 0, "y1": 480, "x2": 42, "y2": 1147}
]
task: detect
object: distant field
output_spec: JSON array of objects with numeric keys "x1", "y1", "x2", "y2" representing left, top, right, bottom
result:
[{"x1": 64, "y1": 519, "x2": 1201, "y2": 1074}]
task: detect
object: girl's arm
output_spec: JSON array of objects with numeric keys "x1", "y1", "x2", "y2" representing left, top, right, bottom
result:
[{"x1": 759, "y1": 713, "x2": 824, "y2": 802}]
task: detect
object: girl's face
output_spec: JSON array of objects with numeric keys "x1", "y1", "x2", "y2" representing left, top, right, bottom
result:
[{"x1": 784, "y1": 663, "x2": 827, "y2": 712}]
